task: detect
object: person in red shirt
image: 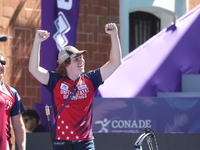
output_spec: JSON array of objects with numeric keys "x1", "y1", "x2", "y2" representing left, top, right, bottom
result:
[
  {"x1": 29, "y1": 23, "x2": 122, "y2": 150},
  {"x1": 0, "y1": 35, "x2": 26, "y2": 150}
]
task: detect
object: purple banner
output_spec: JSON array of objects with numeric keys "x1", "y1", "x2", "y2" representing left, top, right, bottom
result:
[
  {"x1": 41, "y1": 0, "x2": 81, "y2": 104},
  {"x1": 93, "y1": 97, "x2": 200, "y2": 133}
]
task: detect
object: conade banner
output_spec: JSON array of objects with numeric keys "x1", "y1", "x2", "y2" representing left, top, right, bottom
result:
[{"x1": 93, "y1": 97, "x2": 200, "y2": 133}]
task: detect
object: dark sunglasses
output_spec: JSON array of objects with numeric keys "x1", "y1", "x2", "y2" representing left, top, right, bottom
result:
[
  {"x1": 23, "y1": 118, "x2": 32, "y2": 123},
  {"x1": 0, "y1": 60, "x2": 6, "y2": 65}
]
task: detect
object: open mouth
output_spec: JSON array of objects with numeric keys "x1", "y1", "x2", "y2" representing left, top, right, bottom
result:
[{"x1": 78, "y1": 64, "x2": 84, "y2": 68}]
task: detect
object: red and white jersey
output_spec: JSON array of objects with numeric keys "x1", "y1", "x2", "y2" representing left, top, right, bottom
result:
[
  {"x1": 45, "y1": 69, "x2": 103, "y2": 141},
  {"x1": 0, "y1": 82, "x2": 25, "y2": 149},
  {"x1": 0, "y1": 84, "x2": 6, "y2": 149}
]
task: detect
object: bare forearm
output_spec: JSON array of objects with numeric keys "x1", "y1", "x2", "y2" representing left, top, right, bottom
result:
[
  {"x1": 109, "y1": 34, "x2": 122, "y2": 67},
  {"x1": 100, "y1": 23, "x2": 122, "y2": 81},
  {"x1": 14, "y1": 125, "x2": 26, "y2": 150},
  {"x1": 28, "y1": 30, "x2": 50, "y2": 85},
  {"x1": 29, "y1": 40, "x2": 41, "y2": 74},
  {"x1": 12, "y1": 116, "x2": 26, "y2": 150}
]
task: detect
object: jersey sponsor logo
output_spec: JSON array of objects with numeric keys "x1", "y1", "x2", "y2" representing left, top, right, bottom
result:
[
  {"x1": 60, "y1": 83, "x2": 69, "y2": 91},
  {"x1": 77, "y1": 84, "x2": 87, "y2": 90}
]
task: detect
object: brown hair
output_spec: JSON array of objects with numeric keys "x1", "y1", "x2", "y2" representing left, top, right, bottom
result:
[{"x1": 56, "y1": 58, "x2": 71, "y2": 77}]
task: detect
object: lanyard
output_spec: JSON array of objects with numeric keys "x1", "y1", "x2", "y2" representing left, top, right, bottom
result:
[
  {"x1": 52, "y1": 86, "x2": 78, "y2": 140},
  {"x1": 56, "y1": 86, "x2": 78, "y2": 119}
]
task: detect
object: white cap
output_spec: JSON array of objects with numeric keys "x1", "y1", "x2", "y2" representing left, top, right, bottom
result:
[{"x1": 58, "y1": 46, "x2": 87, "y2": 64}]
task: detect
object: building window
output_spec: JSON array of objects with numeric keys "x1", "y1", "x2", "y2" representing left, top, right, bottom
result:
[{"x1": 129, "y1": 11, "x2": 161, "y2": 52}]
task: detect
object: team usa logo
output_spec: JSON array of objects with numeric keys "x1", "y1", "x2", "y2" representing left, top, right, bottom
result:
[{"x1": 60, "y1": 82, "x2": 89, "y2": 100}]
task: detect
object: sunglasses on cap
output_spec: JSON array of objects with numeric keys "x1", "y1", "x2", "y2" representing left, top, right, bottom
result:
[{"x1": 0, "y1": 60, "x2": 6, "y2": 65}]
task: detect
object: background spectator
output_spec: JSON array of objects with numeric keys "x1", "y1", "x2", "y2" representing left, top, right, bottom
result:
[{"x1": 22, "y1": 109, "x2": 46, "y2": 133}]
